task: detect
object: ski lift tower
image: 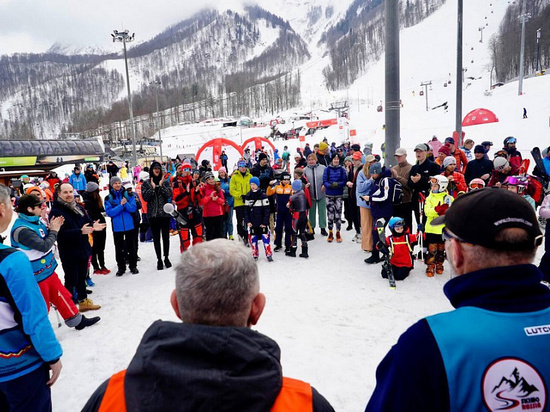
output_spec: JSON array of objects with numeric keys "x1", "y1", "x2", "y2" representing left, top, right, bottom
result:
[
  {"x1": 420, "y1": 81, "x2": 432, "y2": 112},
  {"x1": 330, "y1": 101, "x2": 349, "y2": 119}
]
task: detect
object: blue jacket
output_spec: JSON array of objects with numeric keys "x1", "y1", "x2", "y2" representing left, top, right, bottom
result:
[
  {"x1": 355, "y1": 170, "x2": 372, "y2": 209},
  {"x1": 366, "y1": 264, "x2": 550, "y2": 411},
  {"x1": 0, "y1": 245, "x2": 62, "y2": 382},
  {"x1": 10, "y1": 214, "x2": 57, "y2": 282},
  {"x1": 322, "y1": 165, "x2": 347, "y2": 197},
  {"x1": 69, "y1": 172, "x2": 87, "y2": 191},
  {"x1": 220, "y1": 177, "x2": 234, "y2": 208},
  {"x1": 105, "y1": 187, "x2": 136, "y2": 232},
  {"x1": 367, "y1": 169, "x2": 393, "y2": 220}
]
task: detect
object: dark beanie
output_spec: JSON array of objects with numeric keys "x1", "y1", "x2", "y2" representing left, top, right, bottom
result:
[
  {"x1": 474, "y1": 145, "x2": 485, "y2": 154},
  {"x1": 258, "y1": 153, "x2": 268, "y2": 162}
]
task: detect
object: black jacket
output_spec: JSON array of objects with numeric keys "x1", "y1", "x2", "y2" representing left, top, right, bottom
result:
[
  {"x1": 463, "y1": 157, "x2": 494, "y2": 185},
  {"x1": 141, "y1": 179, "x2": 172, "y2": 220},
  {"x1": 83, "y1": 321, "x2": 334, "y2": 411},
  {"x1": 81, "y1": 191, "x2": 106, "y2": 224},
  {"x1": 244, "y1": 189, "x2": 270, "y2": 228},
  {"x1": 407, "y1": 159, "x2": 441, "y2": 201},
  {"x1": 49, "y1": 199, "x2": 93, "y2": 263}
]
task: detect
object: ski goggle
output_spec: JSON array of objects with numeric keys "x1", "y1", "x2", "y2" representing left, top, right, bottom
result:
[
  {"x1": 507, "y1": 137, "x2": 517, "y2": 144},
  {"x1": 237, "y1": 161, "x2": 247, "y2": 168},
  {"x1": 429, "y1": 178, "x2": 440, "y2": 185},
  {"x1": 182, "y1": 167, "x2": 192, "y2": 172},
  {"x1": 469, "y1": 183, "x2": 484, "y2": 189}
]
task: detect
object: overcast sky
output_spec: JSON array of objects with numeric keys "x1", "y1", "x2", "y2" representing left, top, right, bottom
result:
[{"x1": 0, "y1": 0, "x2": 247, "y2": 55}]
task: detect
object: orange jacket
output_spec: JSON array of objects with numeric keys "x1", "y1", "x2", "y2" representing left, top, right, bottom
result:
[
  {"x1": 451, "y1": 148, "x2": 468, "y2": 173},
  {"x1": 99, "y1": 370, "x2": 313, "y2": 412}
]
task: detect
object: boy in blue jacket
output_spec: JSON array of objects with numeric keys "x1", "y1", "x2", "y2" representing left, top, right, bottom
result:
[{"x1": 105, "y1": 177, "x2": 138, "y2": 276}]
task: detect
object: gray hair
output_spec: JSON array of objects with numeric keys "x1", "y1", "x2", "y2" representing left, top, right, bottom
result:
[
  {"x1": 0, "y1": 184, "x2": 10, "y2": 206},
  {"x1": 175, "y1": 239, "x2": 259, "y2": 327}
]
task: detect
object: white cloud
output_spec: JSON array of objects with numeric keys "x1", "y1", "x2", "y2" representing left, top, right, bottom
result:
[{"x1": 0, "y1": 0, "x2": 246, "y2": 55}]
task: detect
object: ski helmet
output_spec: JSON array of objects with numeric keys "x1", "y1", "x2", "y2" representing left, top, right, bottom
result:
[
  {"x1": 430, "y1": 175, "x2": 449, "y2": 193},
  {"x1": 503, "y1": 136, "x2": 517, "y2": 146},
  {"x1": 493, "y1": 156, "x2": 509, "y2": 171},
  {"x1": 388, "y1": 217, "x2": 405, "y2": 231},
  {"x1": 468, "y1": 178, "x2": 486, "y2": 190}
]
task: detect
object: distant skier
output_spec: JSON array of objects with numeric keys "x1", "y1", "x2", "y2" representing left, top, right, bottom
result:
[{"x1": 523, "y1": 107, "x2": 528, "y2": 119}]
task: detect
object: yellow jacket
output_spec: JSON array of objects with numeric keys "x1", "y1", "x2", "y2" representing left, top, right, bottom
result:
[{"x1": 424, "y1": 191, "x2": 453, "y2": 235}]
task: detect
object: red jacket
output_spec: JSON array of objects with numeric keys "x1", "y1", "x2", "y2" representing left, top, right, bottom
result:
[
  {"x1": 387, "y1": 233, "x2": 419, "y2": 267},
  {"x1": 441, "y1": 171, "x2": 467, "y2": 198},
  {"x1": 172, "y1": 175, "x2": 200, "y2": 211},
  {"x1": 199, "y1": 183, "x2": 225, "y2": 217}
]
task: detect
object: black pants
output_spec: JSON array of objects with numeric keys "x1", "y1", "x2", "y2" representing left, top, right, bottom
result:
[
  {"x1": 62, "y1": 257, "x2": 89, "y2": 301},
  {"x1": 90, "y1": 229, "x2": 106, "y2": 270},
  {"x1": 0, "y1": 364, "x2": 51, "y2": 412},
  {"x1": 539, "y1": 220, "x2": 550, "y2": 282},
  {"x1": 114, "y1": 229, "x2": 138, "y2": 270},
  {"x1": 235, "y1": 206, "x2": 247, "y2": 244},
  {"x1": 393, "y1": 202, "x2": 413, "y2": 232},
  {"x1": 203, "y1": 215, "x2": 224, "y2": 240},
  {"x1": 149, "y1": 216, "x2": 171, "y2": 260},
  {"x1": 344, "y1": 197, "x2": 361, "y2": 232}
]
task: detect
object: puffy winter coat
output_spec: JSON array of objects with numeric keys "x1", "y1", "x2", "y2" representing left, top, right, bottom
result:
[
  {"x1": 442, "y1": 171, "x2": 467, "y2": 198},
  {"x1": 141, "y1": 179, "x2": 172, "y2": 219},
  {"x1": 105, "y1": 187, "x2": 136, "y2": 232},
  {"x1": 199, "y1": 183, "x2": 225, "y2": 217},
  {"x1": 229, "y1": 170, "x2": 252, "y2": 207},
  {"x1": 368, "y1": 169, "x2": 394, "y2": 220},
  {"x1": 424, "y1": 191, "x2": 453, "y2": 235},
  {"x1": 69, "y1": 172, "x2": 87, "y2": 191},
  {"x1": 244, "y1": 189, "x2": 270, "y2": 227},
  {"x1": 322, "y1": 165, "x2": 347, "y2": 197},
  {"x1": 303, "y1": 163, "x2": 326, "y2": 200},
  {"x1": 219, "y1": 177, "x2": 234, "y2": 208},
  {"x1": 355, "y1": 170, "x2": 372, "y2": 209}
]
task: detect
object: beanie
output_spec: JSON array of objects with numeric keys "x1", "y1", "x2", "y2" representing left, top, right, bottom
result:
[
  {"x1": 86, "y1": 182, "x2": 99, "y2": 192},
  {"x1": 319, "y1": 142, "x2": 329, "y2": 152},
  {"x1": 438, "y1": 145, "x2": 451, "y2": 156},
  {"x1": 258, "y1": 153, "x2": 268, "y2": 162},
  {"x1": 474, "y1": 145, "x2": 485, "y2": 154},
  {"x1": 110, "y1": 176, "x2": 122, "y2": 186},
  {"x1": 443, "y1": 156, "x2": 457, "y2": 168},
  {"x1": 218, "y1": 166, "x2": 227, "y2": 174},
  {"x1": 250, "y1": 177, "x2": 260, "y2": 187},
  {"x1": 292, "y1": 180, "x2": 302, "y2": 191},
  {"x1": 201, "y1": 159, "x2": 210, "y2": 167},
  {"x1": 369, "y1": 162, "x2": 382, "y2": 175}
]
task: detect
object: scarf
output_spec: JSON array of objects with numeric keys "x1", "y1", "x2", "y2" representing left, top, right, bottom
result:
[{"x1": 57, "y1": 197, "x2": 85, "y2": 216}]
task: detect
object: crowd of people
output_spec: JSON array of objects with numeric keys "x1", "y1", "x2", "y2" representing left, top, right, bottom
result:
[{"x1": 3, "y1": 132, "x2": 550, "y2": 410}]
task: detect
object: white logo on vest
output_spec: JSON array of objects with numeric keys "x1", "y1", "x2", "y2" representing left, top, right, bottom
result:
[{"x1": 482, "y1": 358, "x2": 546, "y2": 411}]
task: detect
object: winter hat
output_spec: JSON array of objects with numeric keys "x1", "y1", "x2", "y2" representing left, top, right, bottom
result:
[
  {"x1": 431, "y1": 188, "x2": 542, "y2": 251},
  {"x1": 123, "y1": 181, "x2": 134, "y2": 190},
  {"x1": 24, "y1": 185, "x2": 41, "y2": 196},
  {"x1": 237, "y1": 160, "x2": 247, "y2": 168},
  {"x1": 150, "y1": 161, "x2": 162, "y2": 170},
  {"x1": 250, "y1": 177, "x2": 260, "y2": 187},
  {"x1": 319, "y1": 142, "x2": 329, "y2": 152},
  {"x1": 474, "y1": 145, "x2": 485, "y2": 154},
  {"x1": 138, "y1": 171, "x2": 149, "y2": 181},
  {"x1": 218, "y1": 167, "x2": 227, "y2": 175},
  {"x1": 443, "y1": 156, "x2": 456, "y2": 168},
  {"x1": 445, "y1": 137, "x2": 455, "y2": 144},
  {"x1": 86, "y1": 182, "x2": 99, "y2": 192},
  {"x1": 291, "y1": 180, "x2": 302, "y2": 191},
  {"x1": 201, "y1": 159, "x2": 210, "y2": 167},
  {"x1": 181, "y1": 161, "x2": 192, "y2": 171},
  {"x1": 351, "y1": 144, "x2": 361, "y2": 151},
  {"x1": 258, "y1": 153, "x2": 268, "y2": 162},
  {"x1": 202, "y1": 172, "x2": 214, "y2": 182},
  {"x1": 16, "y1": 194, "x2": 43, "y2": 214},
  {"x1": 352, "y1": 151, "x2": 363, "y2": 161},
  {"x1": 344, "y1": 156, "x2": 353, "y2": 163},
  {"x1": 438, "y1": 145, "x2": 451, "y2": 156},
  {"x1": 280, "y1": 172, "x2": 291, "y2": 181},
  {"x1": 331, "y1": 152, "x2": 341, "y2": 161},
  {"x1": 110, "y1": 176, "x2": 122, "y2": 186},
  {"x1": 369, "y1": 162, "x2": 382, "y2": 175},
  {"x1": 493, "y1": 156, "x2": 509, "y2": 171}
]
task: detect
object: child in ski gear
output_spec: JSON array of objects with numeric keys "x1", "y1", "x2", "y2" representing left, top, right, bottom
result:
[
  {"x1": 244, "y1": 177, "x2": 272, "y2": 261},
  {"x1": 379, "y1": 217, "x2": 419, "y2": 281},
  {"x1": 267, "y1": 172, "x2": 294, "y2": 253},
  {"x1": 502, "y1": 176, "x2": 536, "y2": 210},
  {"x1": 424, "y1": 175, "x2": 453, "y2": 276},
  {"x1": 288, "y1": 180, "x2": 309, "y2": 258},
  {"x1": 441, "y1": 156, "x2": 467, "y2": 198},
  {"x1": 468, "y1": 178, "x2": 486, "y2": 191}
]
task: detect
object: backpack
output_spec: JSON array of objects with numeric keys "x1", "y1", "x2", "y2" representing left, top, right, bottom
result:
[{"x1": 388, "y1": 177, "x2": 404, "y2": 205}]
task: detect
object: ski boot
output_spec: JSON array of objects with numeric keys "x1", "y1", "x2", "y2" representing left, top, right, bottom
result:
[{"x1": 327, "y1": 230, "x2": 334, "y2": 243}]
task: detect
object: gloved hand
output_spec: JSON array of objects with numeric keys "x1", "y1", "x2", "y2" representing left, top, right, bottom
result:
[
  {"x1": 241, "y1": 195, "x2": 247, "y2": 202},
  {"x1": 330, "y1": 182, "x2": 339, "y2": 188},
  {"x1": 417, "y1": 224, "x2": 423, "y2": 232},
  {"x1": 434, "y1": 202, "x2": 449, "y2": 216}
]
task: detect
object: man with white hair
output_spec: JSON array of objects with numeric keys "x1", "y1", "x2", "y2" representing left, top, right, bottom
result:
[
  {"x1": 0, "y1": 184, "x2": 63, "y2": 411},
  {"x1": 83, "y1": 239, "x2": 334, "y2": 411}
]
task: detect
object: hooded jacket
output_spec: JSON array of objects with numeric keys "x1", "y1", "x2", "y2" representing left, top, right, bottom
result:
[
  {"x1": 83, "y1": 321, "x2": 334, "y2": 411},
  {"x1": 229, "y1": 170, "x2": 252, "y2": 207},
  {"x1": 141, "y1": 162, "x2": 172, "y2": 219},
  {"x1": 104, "y1": 187, "x2": 137, "y2": 232}
]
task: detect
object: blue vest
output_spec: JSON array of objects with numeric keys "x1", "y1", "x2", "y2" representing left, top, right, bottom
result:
[
  {"x1": 10, "y1": 214, "x2": 57, "y2": 283},
  {"x1": 427, "y1": 306, "x2": 550, "y2": 411}
]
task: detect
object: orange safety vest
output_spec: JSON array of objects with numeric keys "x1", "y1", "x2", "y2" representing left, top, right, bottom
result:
[{"x1": 99, "y1": 370, "x2": 313, "y2": 412}]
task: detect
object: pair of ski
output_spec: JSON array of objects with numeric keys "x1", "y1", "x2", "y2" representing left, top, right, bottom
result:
[{"x1": 375, "y1": 218, "x2": 396, "y2": 289}]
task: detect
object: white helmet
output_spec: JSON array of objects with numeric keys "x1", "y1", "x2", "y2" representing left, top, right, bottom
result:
[
  {"x1": 138, "y1": 171, "x2": 149, "y2": 181},
  {"x1": 430, "y1": 175, "x2": 449, "y2": 193}
]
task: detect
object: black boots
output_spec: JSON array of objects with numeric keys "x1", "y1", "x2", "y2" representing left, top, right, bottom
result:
[
  {"x1": 320, "y1": 228, "x2": 328, "y2": 236},
  {"x1": 164, "y1": 257, "x2": 172, "y2": 268},
  {"x1": 299, "y1": 246, "x2": 309, "y2": 258},
  {"x1": 365, "y1": 250, "x2": 381, "y2": 264},
  {"x1": 285, "y1": 247, "x2": 297, "y2": 257},
  {"x1": 75, "y1": 315, "x2": 101, "y2": 330}
]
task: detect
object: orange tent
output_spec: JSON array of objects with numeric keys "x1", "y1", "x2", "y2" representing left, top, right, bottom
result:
[{"x1": 196, "y1": 138, "x2": 243, "y2": 172}]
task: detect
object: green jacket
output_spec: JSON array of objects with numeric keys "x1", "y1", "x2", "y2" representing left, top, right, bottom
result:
[{"x1": 229, "y1": 170, "x2": 252, "y2": 207}]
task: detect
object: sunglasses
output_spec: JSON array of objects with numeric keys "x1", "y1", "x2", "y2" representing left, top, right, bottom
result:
[{"x1": 442, "y1": 228, "x2": 474, "y2": 245}]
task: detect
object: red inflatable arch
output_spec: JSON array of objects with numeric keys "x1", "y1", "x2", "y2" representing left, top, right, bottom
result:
[
  {"x1": 241, "y1": 137, "x2": 276, "y2": 163},
  {"x1": 195, "y1": 138, "x2": 243, "y2": 172},
  {"x1": 462, "y1": 108, "x2": 499, "y2": 127}
]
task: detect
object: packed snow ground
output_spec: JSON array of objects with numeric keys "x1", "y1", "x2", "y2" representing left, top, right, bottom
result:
[{"x1": 4, "y1": 0, "x2": 550, "y2": 410}]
